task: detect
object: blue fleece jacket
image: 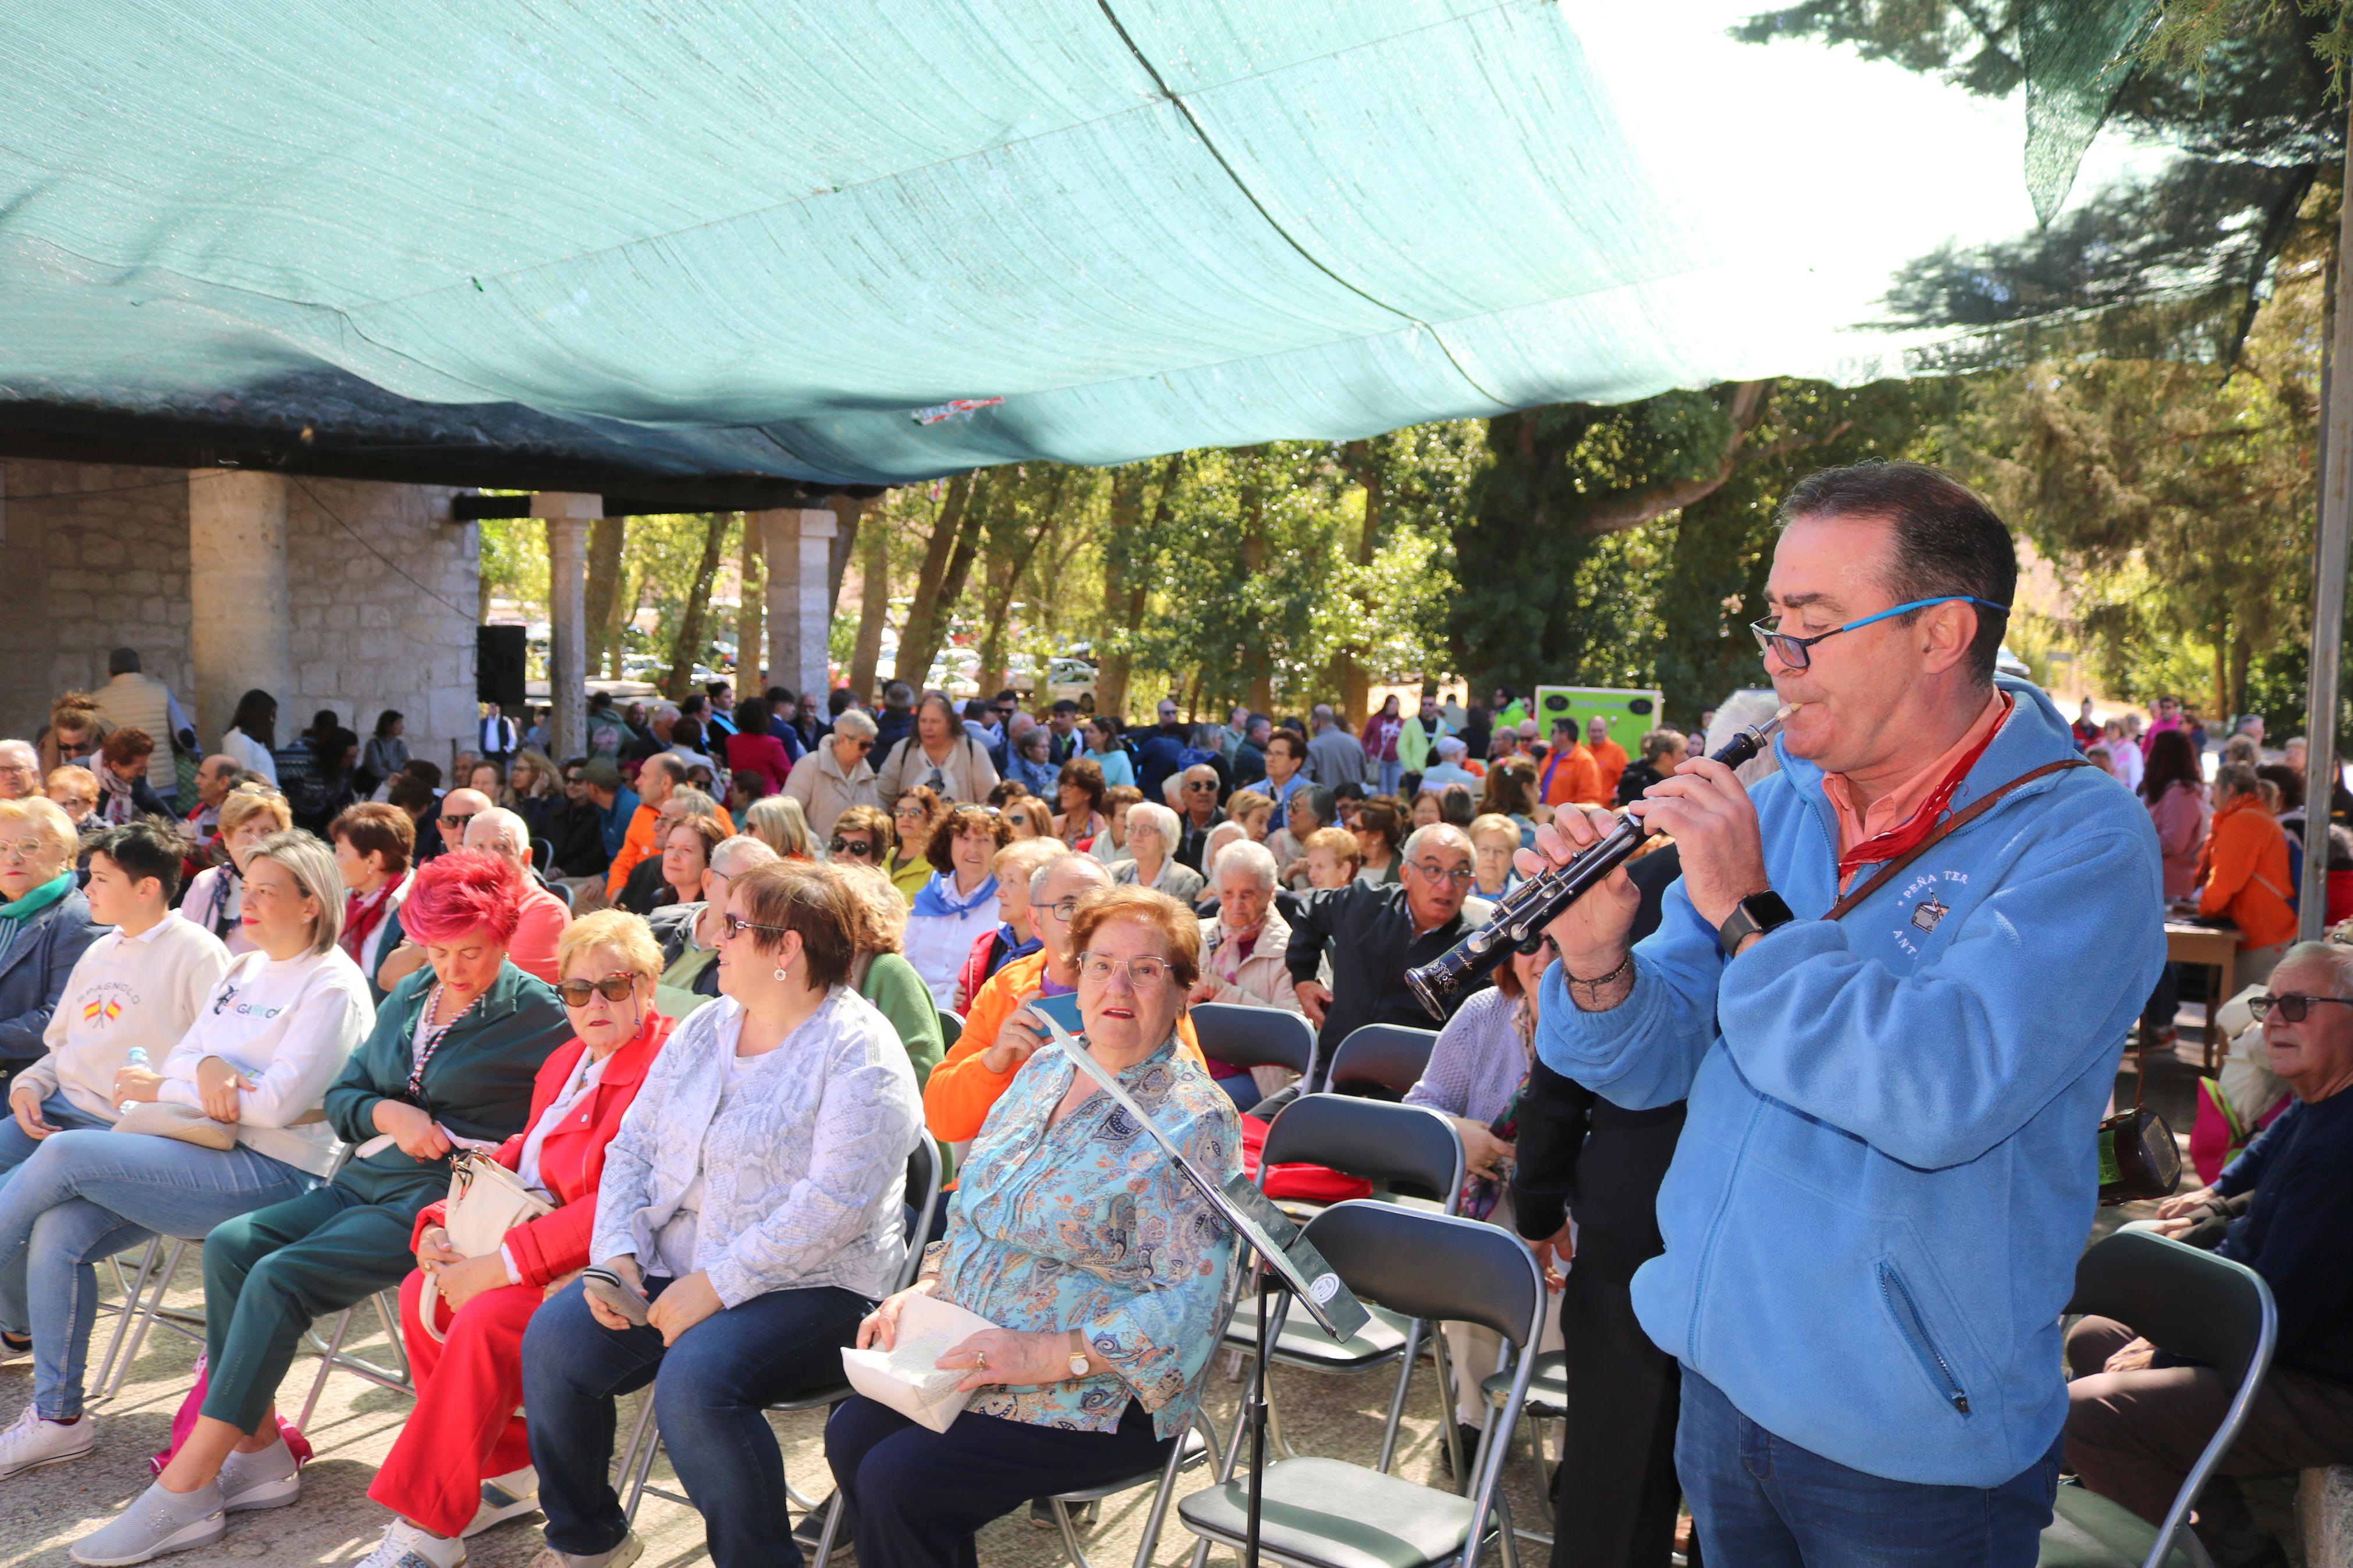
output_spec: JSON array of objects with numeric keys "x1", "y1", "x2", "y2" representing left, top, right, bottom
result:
[{"x1": 1537, "y1": 681, "x2": 2164, "y2": 1487}]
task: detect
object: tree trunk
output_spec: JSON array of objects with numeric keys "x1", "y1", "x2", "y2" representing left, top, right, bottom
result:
[
  {"x1": 2212, "y1": 615, "x2": 2232, "y2": 727},
  {"x1": 1237, "y1": 449, "x2": 1273, "y2": 714},
  {"x1": 734, "y1": 515, "x2": 764, "y2": 694},
  {"x1": 664, "y1": 513, "x2": 730, "y2": 701},
  {"x1": 977, "y1": 471, "x2": 1067, "y2": 697},
  {"x1": 894, "y1": 472, "x2": 991, "y2": 688},
  {"x1": 850, "y1": 515, "x2": 892, "y2": 701},
  {"x1": 1337, "y1": 439, "x2": 1383, "y2": 726},
  {"x1": 826, "y1": 495, "x2": 867, "y2": 634},
  {"x1": 2228, "y1": 628, "x2": 2252, "y2": 724},
  {"x1": 1096, "y1": 456, "x2": 1180, "y2": 720},
  {"x1": 584, "y1": 516, "x2": 627, "y2": 678}
]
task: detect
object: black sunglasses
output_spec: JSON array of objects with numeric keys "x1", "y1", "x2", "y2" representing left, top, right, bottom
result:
[
  {"x1": 555, "y1": 973, "x2": 637, "y2": 1006},
  {"x1": 438, "y1": 812, "x2": 477, "y2": 830},
  {"x1": 2248, "y1": 993, "x2": 2353, "y2": 1023},
  {"x1": 829, "y1": 837, "x2": 876, "y2": 858}
]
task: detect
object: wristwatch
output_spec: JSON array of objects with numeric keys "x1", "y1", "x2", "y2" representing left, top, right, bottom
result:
[
  {"x1": 1066, "y1": 1329, "x2": 1091, "y2": 1380},
  {"x1": 1717, "y1": 890, "x2": 1795, "y2": 957}
]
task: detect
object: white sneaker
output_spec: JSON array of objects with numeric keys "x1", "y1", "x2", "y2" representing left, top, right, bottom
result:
[
  {"x1": 69, "y1": 1480, "x2": 225, "y2": 1565},
  {"x1": 0, "y1": 1331, "x2": 32, "y2": 1364},
  {"x1": 465, "y1": 1467, "x2": 540, "y2": 1537},
  {"x1": 358, "y1": 1520, "x2": 467, "y2": 1568},
  {"x1": 0, "y1": 1402, "x2": 96, "y2": 1479}
]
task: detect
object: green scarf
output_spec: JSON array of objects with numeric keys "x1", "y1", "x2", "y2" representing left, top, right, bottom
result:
[{"x1": 0, "y1": 872, "x2": 73, "y2": 922}]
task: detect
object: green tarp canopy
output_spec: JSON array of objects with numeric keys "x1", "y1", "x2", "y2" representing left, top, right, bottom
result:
[{"x1": 0, "y1": 0, "x2": 2256, "y2": 490}]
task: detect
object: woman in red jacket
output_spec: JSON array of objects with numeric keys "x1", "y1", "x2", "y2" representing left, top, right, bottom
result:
[
  {"x1": 723, "y1": 696, "x2": 794, "y2": 799},
  {"x1": 359, "y1": 909, "x2": 676, "y2": 1568}
]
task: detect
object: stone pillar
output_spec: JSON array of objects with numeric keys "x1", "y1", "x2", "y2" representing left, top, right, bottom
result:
[
  {"x1": 757, "y1": 508, "x2": 836, "y2": 699},
  {"x1": 534, "y1": 492, "x2": 601, "y2": 764},
  {"x1": 188, "y1": 470, "x2": 294, "y2": 743}
]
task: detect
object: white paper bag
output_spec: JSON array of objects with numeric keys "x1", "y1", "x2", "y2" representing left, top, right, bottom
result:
[{"x1": 839, "y1": 1292, "x2": 1001, "y2": 1434}]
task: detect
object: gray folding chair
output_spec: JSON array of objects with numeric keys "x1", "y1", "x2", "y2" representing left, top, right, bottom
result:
[
  {"x1": 938, "y1": 1009, "x2": 964, "y2": 1050},
  {"x1": 617, "y1": 1137, "x2": 943, "y2": 1563},
  {"x1": 1180, "y1": 1201, "x2": 1545, "y2": 1568},
  {"x1": 1325, "y1": 1023, "x2": 1439, "y2": 1100},
  {"x1": 2039, "y1": 1231, "x2": 2277, "y2": 1568},
  {"x1": 1191, "y1": 1002, "x2": 1314, "y2": 1112},
  {"x1": 94, "y1": 1236, "x2": 204, "y2": 1401},
  {"x1": 1219, "y1": 1094, "x2": 1467, "y2": 1477},
  {"x1": 296, "y1": 1287, "x2": 412, "y2": 1428}
]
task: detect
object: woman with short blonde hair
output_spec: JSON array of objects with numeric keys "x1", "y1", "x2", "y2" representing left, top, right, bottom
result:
[
  {"x1": 745, "y1": 793, "x2": 814, "y2": 861},
  {"x1": 0, "y1": 796, "x2": 101, "y2": 1072},
  {"x1": 182, "y1": 788, "x2": 294, "y2": 954}
]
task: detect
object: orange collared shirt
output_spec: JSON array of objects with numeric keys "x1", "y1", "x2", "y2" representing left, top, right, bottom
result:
[{"x1": 1821, "y1": 689, "x2": 2010, "y2": 865}]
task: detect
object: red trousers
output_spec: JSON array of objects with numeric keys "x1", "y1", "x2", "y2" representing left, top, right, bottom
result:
[{"x1": 366, "y1": 1269, "x2": 540, "y2": 1537}]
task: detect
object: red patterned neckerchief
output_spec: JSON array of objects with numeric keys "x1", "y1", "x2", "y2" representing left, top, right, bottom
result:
[{"x1": 1835, "y1": 696, "x2": 2013, "y2": 888}]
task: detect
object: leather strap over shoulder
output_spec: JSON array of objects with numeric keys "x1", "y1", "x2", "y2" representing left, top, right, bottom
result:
[{"x1": 1823, "y1": 759, "x2": 2094, "y2": 923}]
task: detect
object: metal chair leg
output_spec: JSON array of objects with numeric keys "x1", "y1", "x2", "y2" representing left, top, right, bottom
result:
[
  {"x1": 1126, "y1": 1412, "x2": 1210, "y2": 1568},
  {"x1": 1050, "y1": 1499, "x2": 1096, "y2": 1568},
  {"x1": 810, "y1": 1487, "x2": 849, "y2": 1565},
  {"x1": 92, "y1": 1238, "x2": 164, "y2": 1395},
  {"x1": 620, "y1": 1409, "x2": 663, "y2": 1524},
  {"x1": 297, "y1": 1307, "x2": 354, "y2": 1430},
  {"x1": 613, "y1": 1392, "x2": 658, "y2": 1495}
]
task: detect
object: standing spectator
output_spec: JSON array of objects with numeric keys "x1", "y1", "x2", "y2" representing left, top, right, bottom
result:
[
  {"x1": 37, "y1": 694, "x2": 108, "y2": 778},
  {"x1": 1397, "y1": 693, "x2": 1446, "y2": 778},
  {"x1": 1229, "y1": 714, "x2": 1270, "y2": 788},
  {"x1": 0, "y1": 801, "x2": 109, "y2": 1085},
  {"x1": 1539, "y1": 717, "x2": 1604, "y2": 809},
  {"x1": 2071, "y1": 698, "x2": 2102, "y2": 751},
  {"x1": 1081, "y1": 716, "x2": 1135, "y2": 790},
  {"x1": 2102, "y1": 718, "x2": 2145, "y2": 792},
  {"x1": 91, "y1": 649, "x2": 194, "y2": 805},
  {"x1": 477, "y1": 704, "x2": 519, "y2": 769},
  {"x1": 89, "y1": 730, "x2": 170, "y2": 826},
  {"x1": 876, "y1": 693, "x2": 1000, "y2": 805},
  {"x1": 217, "y1": 689, "x2": 279, "y2": 785},
  {"x1": 1110, "y1": 801, "x2": 1205, "y2": 904},
  {"x1": 783, "y1": 708, "x2": 881, "y2": 842},
  {"x1": 1172, "y1": 764, "x2": 1226, "y2": 873},
  {"x1": 1288, "y1": 823, "x2": 1491, "y2": 1083},
  {"x1": 702, "y1": 681, "x2": 740, "y2": 742},
  {"x1": 1355, "y1": 701, "x2": 1402, "y2": 799},
  {"x1": 2143, "y1": 730, "x2": 2210, "y2": 902},
  {"x1": 361, "y1": 711, "x2": 409, "y2": 795},
  {"x1": 1459, "y1": 703, "x2": 1493, "y2": 765},
  {"x1": 2142, "y1": 693, "x2": 2183, "y2": 757},
  {"x1": 1305, "y1": 703, "x2": 1368, "y2": 790},
  {"x1": 723, "y1": 696, "x2": 793, "y2": 798},
  {"x1": 182, "y1": 788, "x2": 293, "y2": 955},
  {"x1": 521, "y1": 705, "x2": 553, "y2": 755},
  {"x1": 289, "y1": 726, "x2": 361, "y2": 837},
  {"x1": 871, "y1": 681, "x2": 917, "y2": 756},
  {"x1": 2197, "y1": 763, "x2": 2299, "y2": 989},
  {"x1": 1259, "y1": 728, "x2": 1311, "y2": 809},
  {"x1": 584, "y1": 692, "x2": 630, "y2": 760},
  {"x1": 1585, "y1": 716, "x2": 1630, "y2": 790},
  {"x1": 1614, "y1": 728, "x2": 1688, "y2": 807},
  {"x1": 1132, "y1": 699, "x2": 1192, "y2": 803},
  {"x1": 962, "y1": 699, "x2": 1010, "y2": 777},
  {"x1": 904, "y1": 803, "x2": 1011, "y2": 1008},
  {"x1": 1215, "y1": 706, "x2": 1251, "y2": 767},
  {"x1": 1042, "y1": 701, "x2": 1084, "y2": 766}
]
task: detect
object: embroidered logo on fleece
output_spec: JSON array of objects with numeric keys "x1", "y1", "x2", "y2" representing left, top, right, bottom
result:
[{"x1": 1891, "y1": 868, "x2": 1971, "y2": 958}]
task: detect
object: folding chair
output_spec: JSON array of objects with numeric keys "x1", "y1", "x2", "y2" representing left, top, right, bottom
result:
[
  {"x1": 2038, "y1": 1231, "x2": 2277, "y2": 1568},
  {"x1": 94, "y1": 1236, "x2": 204, "y2": 1401},
  {"x1": 1325, "y1": 1023, "x2": 1439, "y2": 1100},
  {"x1": 1180, "y1": 1201, "x2": 1545, "y2": 1568},
  {"x1": 1191, "y1": 1002, "x2": 1314, "y2": 1111},
  {"x1": 1219, "y1": 1094, "x2": 1466, "y2": 1477},
  {"x1": 296, "y1": 1287, "x2": 411, "y2": 1428},
  {"x1": 617, "y1": 1137, "x2": 944, "y2": 1563},
  {"x1": 1042, "y1": 1411, "x2": 1220, "y2": 1568},
  {"x1": 938, "y1": 1009, "x2": 964, "y2": 1050},
  {"x1": 1479, "y1": 1351, "x2": 1565, "y2": 1545}
]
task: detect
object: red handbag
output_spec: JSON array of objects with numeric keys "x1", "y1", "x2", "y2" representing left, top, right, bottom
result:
[{"x1": 1239, "y1": 1114, "x2": 1373, "y2": 1204}]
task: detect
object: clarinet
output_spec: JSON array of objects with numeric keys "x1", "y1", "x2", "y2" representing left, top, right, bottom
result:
[{"x1": 1404, "y1": 706, "x2": 1795, "y2": 1019}]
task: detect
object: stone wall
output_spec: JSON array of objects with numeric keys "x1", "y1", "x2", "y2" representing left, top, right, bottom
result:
[{"x1": 0, "y1": 459, "x2": 478, "y2": 773}]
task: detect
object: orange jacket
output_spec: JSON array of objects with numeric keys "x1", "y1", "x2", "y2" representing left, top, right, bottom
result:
[
  {"x1": 1589, "y1": 739, "x2": 1630, "y2": 793},
  {"x1": 924, "y1": 949, "x2": 1204, "y2": 1144},
  {"x1": 1541, "y1": 745, "x2": 1605, "y2": 808},
  {"x1": 606, "y1": 799, "x2": 735, "y2": 897},
  {"x1": 2197, "y1": 797, "x2": 2297, "y2": 950}
]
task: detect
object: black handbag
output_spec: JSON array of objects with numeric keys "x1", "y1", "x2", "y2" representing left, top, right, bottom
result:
[{"x1": 2097, "y1": 1053, "x2": 2182, "y2": 1205}]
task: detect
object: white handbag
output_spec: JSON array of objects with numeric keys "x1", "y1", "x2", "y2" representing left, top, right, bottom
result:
[{"x1": 418, "y1": 1149, "x2": 553, "y2": 1342}]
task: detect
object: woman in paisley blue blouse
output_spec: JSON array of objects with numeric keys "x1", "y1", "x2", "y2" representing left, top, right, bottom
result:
[
  {"x1": 519, "y1": 861, "x2": 924, "y2": 1568},
  {"x1": 826, "y1": 884, "x2": 1241, "y2": 1568}
]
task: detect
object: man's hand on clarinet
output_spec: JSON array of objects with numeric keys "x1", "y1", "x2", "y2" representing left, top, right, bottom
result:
[{"x1": 1516, "y1": 807, "x2": 1639, "y2": 974}]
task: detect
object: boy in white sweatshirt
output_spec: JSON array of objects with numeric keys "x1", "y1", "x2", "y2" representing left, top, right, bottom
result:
[{"x1": 4, "y1": 819, "x2": 229, "y2": 1165}]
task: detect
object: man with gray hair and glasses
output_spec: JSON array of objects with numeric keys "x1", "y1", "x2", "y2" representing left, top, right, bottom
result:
[
  {"x1": 0, "y1": 744, "x2": 38, "y2": 802},
  {"x1": 2063, "y1": 940, "x2": 2353, "y2": 1559}
]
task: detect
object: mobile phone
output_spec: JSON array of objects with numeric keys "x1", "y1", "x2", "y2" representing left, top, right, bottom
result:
[{"x1": 580, "y1": 1266, "x2": 650, "y2": 1327}]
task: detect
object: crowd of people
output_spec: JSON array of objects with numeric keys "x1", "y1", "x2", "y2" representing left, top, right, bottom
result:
[{"x1": 2, "y1": 452, "x2": 2353, "y2": 1568}]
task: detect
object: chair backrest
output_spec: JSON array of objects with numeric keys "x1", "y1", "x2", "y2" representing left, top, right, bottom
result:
[
  {"x1": 1261, "y1": 1094, "x2": 1464, "y2": 1211},
  {"x1": 938, "y1": 1009, "x2": 964, "y2": 1049},
  {"x1": 897, "y1": 1137, "x2": 943, "y2": 1290},
  {"x1": 1325, "y1": 1022, "x2": 1439, "y2": 1099},
  {"x1": 2067, "y1": 1231, "x2": 2277, "y2": 1568},
  {"x1": 1191, "y1": 1002, "x2": 1314, "y2": 1075},
  {"x1": 1303, "y1": 1200, "x2": 1542, "y2": 1347},
  {"x1": 546, "y1": 879, "x2": 574, "y2": 911}
]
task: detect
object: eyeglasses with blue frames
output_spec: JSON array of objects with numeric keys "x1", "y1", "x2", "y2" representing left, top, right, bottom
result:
[{"x1": 1749, "y1": 596, "x2": 2010, "y2": 671}]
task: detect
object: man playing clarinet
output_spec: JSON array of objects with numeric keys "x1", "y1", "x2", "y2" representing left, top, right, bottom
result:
[{"x1": 1525, "y1": 460, "x2": 2164, "y2": 1565}]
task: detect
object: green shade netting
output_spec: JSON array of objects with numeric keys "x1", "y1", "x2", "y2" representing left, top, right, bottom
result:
[{"x1": 0, "y1": 0, "x2": 2191, "y2": 486}]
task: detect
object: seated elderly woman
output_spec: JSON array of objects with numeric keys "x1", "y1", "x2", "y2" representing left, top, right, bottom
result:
[
  {"x1": 519, "y1": 861, "x2": 923, "y2": 1568},
  {"x1": 829, "y1": 862, "x2": 947, "y2": 1092},
  {"x1": 1085, "y1": 784, "x2": 1144, "y2": 867},
  {"x1": 357, "y1": 911, "x2": 678, "y2": 1568},
  {"x1": 1110, "y1": 801, "x2": 1205, "y2": 904},
  {"x1": 1191, "y1": 839, "x2": 1304, "y2": 1110},
  {"x1": 904, "y1": 802, "x2": 1013, "y2": 1008},
  {"x1": 182, "y1": 786, "x2": 294, "y2": 955},
  {"x1": 1052, "y1": 757, "x2": 1108, "y2": 852},
  {"x1": 1300, "y1": 824, "x2": 1362, "y2": 891},
  {"x1": 954, "y1": 840, "x2": 1062, "y2": 1012},
  {"x1": 1402, "y1": 936, "x2": 1567, "y2": 1464},
  {"x1": 0, "y1": 831, "x2": 365, "y2": 1474},
  {"x1": 654, "y1": 831, "x2": 782, "y2": 1001},
  {"x1": 1266, "y1": 785, "x2": 1333, "y2": 890},
  {"x1": 1467, "y1": 812, "x2": 1522, "y2": 899},
  {"x1": 45, "y1": 766, "x2": 104, "y2": 841},
  {"x1": 828, "y1": 886, "x2": 1242, "y2": 1568},
  {"x1": 68, "y1": 851, "x2": 568, "y2": 1565},
  {"x1": 745, "y1": 792, "x2": 815, "y2": 861},
  {"x1": 0, "y1": 798, "x2": 105, "y2": 1079}
]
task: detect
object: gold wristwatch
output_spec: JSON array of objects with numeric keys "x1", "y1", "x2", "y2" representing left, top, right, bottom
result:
[{"x1": 1066, "y1": 1329, "x2": 1090, "y2": 1379}]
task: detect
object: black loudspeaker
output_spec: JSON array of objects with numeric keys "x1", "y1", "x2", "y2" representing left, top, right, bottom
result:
[{"x1": 477, "y1": 625, "x2": 527, "y2": 709}]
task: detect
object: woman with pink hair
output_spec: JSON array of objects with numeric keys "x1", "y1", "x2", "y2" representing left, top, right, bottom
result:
[{"x1": 73, "y1": 851, "x2": 572, "y2": 1567}]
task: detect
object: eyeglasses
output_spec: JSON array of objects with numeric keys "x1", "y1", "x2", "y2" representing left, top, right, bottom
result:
[
  {"x1": 722, "y1": 913, "x2": 789, "y2": 940},
  {"x1": 555, "y1": 973, "x2": 639, "y2": 1007},
  {"x1": 848, "y1": 737, "x2": 875, "y2": 753},
  {"x1": 1184, "y1": 780, "x2": 1218, "y2": 792},
  {"x1": 2248, "y1": 993, "x2": 2353, "y2": 1023},
  {"x1": 1077, "y1": 952, "x2": 1173, "y2": 986},
  {"x1": 0, "y1": 839, "x2": 50, "y2": 862},
  {"x1": 1407, "y1": 860, "x2": 1477, "y2": 886},
  {"x1": 1749, "y1": 595, "x2": 2010, "y2": 671},
  {"x1": 438, "y1": 812, "x2": 478, "y2": 830},
  {"x1": 1040, "y1": 896, "x2": 1083, "y2": 922},
  {"x1": 829, "y1": 837, "x2": 876, "y2": 858}
]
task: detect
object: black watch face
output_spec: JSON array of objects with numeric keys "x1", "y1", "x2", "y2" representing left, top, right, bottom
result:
[{"x1": 1747, "y1": 892, "x2": 1793, "y2": 927}]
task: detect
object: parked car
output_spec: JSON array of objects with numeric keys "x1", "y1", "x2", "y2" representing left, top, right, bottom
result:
[{"x1": 1046, "y1": 656, "x2": 1097, "y2": 712}]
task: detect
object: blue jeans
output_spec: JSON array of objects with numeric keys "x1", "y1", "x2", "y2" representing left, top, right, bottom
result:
[
  {"x1": 0, "y1": 1088, "x2": 113, "y2": 1183},
  {"x1": 1377, "y1": 759, "x2": 1403, "y2": 797},
  {"x1": 521, "y1": 1275, "x2": 869, "y2": 1568},
  {"x1": 0, "y1": 1124, "x2": 313, "y2": 1418},
  {"x1": 1677, "y1": 1367, "x2": 2061, "y2": 1567}
]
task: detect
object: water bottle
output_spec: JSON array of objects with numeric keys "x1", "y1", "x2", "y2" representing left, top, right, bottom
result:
[{"x1": 120, "y1": 1047, "x2": 148, "y2": 1115}]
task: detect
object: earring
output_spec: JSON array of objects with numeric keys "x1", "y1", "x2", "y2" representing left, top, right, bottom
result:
[{"x1": 773, "y1": 961, "x2": 790, "y2": 982}]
